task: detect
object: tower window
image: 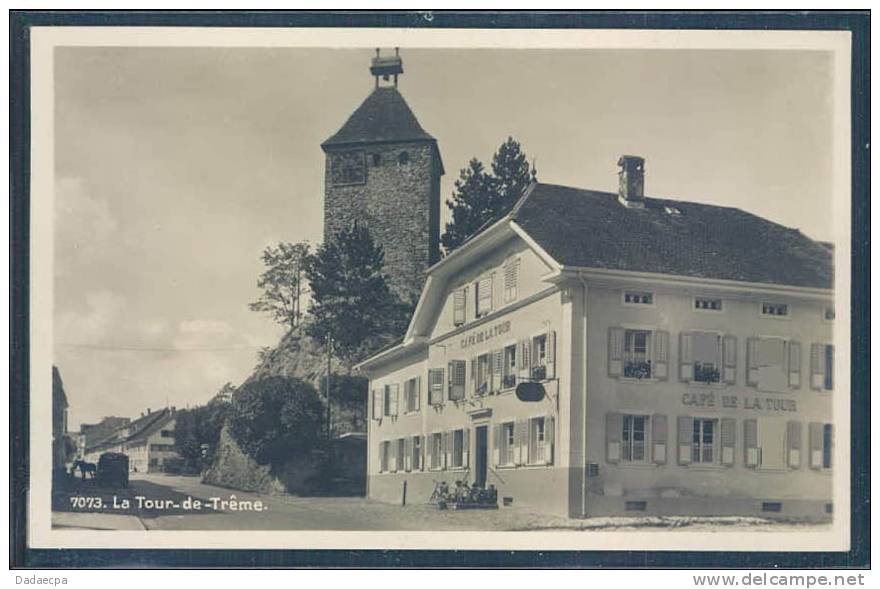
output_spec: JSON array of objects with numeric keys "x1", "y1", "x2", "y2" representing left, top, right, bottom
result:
[
  {"x1": 398, "y1": 151, "x2": 410, "y2": 165},
  {"x1": 330, "y1": 151, "x2": 366, "y2": 186}
]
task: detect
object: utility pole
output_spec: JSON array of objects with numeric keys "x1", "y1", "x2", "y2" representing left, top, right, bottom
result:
[{"x1": 325, "y1": 333, "x2": 332, "y2": 440}]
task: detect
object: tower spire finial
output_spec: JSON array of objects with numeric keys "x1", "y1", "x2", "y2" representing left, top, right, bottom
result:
[{"x1": 370, "y1": 48, "x2": 404, "y2": 88}]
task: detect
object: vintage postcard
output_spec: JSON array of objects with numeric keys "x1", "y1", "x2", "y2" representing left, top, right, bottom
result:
[{"x1": 24, "y1": 24, "x2": 854, "y2": 554}]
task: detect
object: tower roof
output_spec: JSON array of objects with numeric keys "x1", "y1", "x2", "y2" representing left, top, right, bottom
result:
[{"x1": 321, "y1": 87, "x2": 437, "y2": 149}]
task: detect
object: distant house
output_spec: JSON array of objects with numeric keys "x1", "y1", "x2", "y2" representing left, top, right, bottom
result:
[
  {"x1": 84, "y1": 407, "x2": 179, "y2": 473},
  {"x1": 76, "y1": 416, "x2": 130, "y2": 458}
]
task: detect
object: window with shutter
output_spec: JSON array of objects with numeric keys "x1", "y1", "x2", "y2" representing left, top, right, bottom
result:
[
  {"x1": 475, "y1": 354, "x2": 491, "y2": 396},
  {"x1": 428, "y1": 368, "x2": 445, "y2": 405},
  {"x1": 751, "y1": 337, "x2": 788, "y2": 392},
  {"x1": 372, "y1": 389, "x2": 382, "y2": 420},
  {"x1": 453, "y1": 288, "x2": 467, "y2": 326},
  {"x1": 608, "y1": 327, "x2": 624, "y2": 377},
  {"x1": 545, "y1": 330, "x2": 557, "y2": 380},
  {"x1": 476, "y1": 275, "x2": 493, "y2": 318},
  {"x1": 388, "y1": 383, "x2": 399, "y2": 417},
  {"x1": 452, "y1": 429, "x2": 465, "y2": 469},
  {"x1": 788, "y1": 341, "x2": 801, "y2": 388},
  {"x1": 491, "y1": 349, "x2": 503, "y2": 392},
  {"x1": 691, "y1": 331, "x2": 722, "y2": 384},
  {"x1": 621, "y1": 415, "x2": 648, "y2": 463},
  {"x1": 624, "y1": 329, "x2": 653, "y2": 379},
  {"x1": 606, "y1": 413, "x2": 622, "y2": 464},
  {"x1": 518, "y1": 338, "x2": 532, "y2": 379},
  {"x1": 692, "y1": 418, "x2": 718, "y2": 464},
  {"x1": 530, "y1": 334, "x2": 548, "y2": 381},
  {"x1": 447, "y1": 360, "x2": 466, "y2": 401},
  {"x1": 503, "y1": 257, "x2": 519, "y2": 303},
  {"x1": 527, "y1": 417, "x2": 549, "y2": 465},
  {"x1": 744, "y1": 418, "x2": 759, "y2": 467},
  {"x1": 811, "y1": 344, "x2": 833, "y2": 391},
  {"x1": 502, "y1": 345, "x2": 517, "y2": 389},
  {"x1": 654, "y1": 330, "x2": 669, "y2": 380}
]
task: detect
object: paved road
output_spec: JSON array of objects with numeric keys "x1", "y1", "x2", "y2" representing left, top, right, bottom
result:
[{"x1": 52, "y1": 473, "x2": 828, "y2": 532}]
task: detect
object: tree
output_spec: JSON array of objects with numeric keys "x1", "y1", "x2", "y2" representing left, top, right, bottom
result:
[
  {"x1": 441, "y1": 137, "x2": 536, "y2": 253},
  {"x1": 249, "y1": 242, "x2": 311, "y2": 329},
  {"x1": 305, "y1": 223, "x2": 412, "y2": 365},
  {"x1": 227, "y1": 376, "x2": 324, "y2": 466},
  {"x1": 174, "y1": 394, "x2": 231, "y2": 469}
]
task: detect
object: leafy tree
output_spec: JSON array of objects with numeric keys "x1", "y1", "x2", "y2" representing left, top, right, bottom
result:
[
  {"x1": 305, "y1": 223, "x2": 412, "y2": 365},
  {"x1": 249, "y1": 242, "x2": 311, "y2": 329},
  {"x1": 174, "y1": 394, "x2": 231, "y2": 469},
  {"x1": 320, "y1": 374, "x2": 369, "y2": 434},
  {"x1": 227, "y1": 375, "x2": 325, "y2": 466},
  {"x1": 441, "y1": 137, "x2": 536, "y2": 253}
]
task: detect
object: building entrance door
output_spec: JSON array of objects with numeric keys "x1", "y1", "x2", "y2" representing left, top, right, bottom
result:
[{"x1": 474, "y1": 425, "x2": 488, "y2": 488}]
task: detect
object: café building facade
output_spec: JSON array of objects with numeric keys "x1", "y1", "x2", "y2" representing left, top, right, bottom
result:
[{"x1": 356, "y1": 156, "x2": 836, "y2": 518}]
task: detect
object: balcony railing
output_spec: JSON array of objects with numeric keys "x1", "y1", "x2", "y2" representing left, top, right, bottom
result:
[
  {"x1": 502, "y1": 374, "x2": 517, "y2": 389},
  {"x1": 623, "y1": 360, "x2": 652, "y2": 379},
  {"x1": 694, "y1": 363, "x2": 721, "y2": 384},
  {"x1": 530, "y1": 364, "x2": 547, "y2": 381}
]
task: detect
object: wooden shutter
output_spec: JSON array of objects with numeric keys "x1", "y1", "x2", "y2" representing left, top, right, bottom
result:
[
  {"x1": 744, "y1": 418, "x2": 759, "y2": 467},
  {"x1": 478, "y1": 275, "x2": 493, "y2": 315},
  {"x1": 723, "y1": 335, "x2": 737, "y2": 384},
  {"x1": 462, "y1": 429, "x2": 470, "y2": 468},
  {"x1": 608, "y1": 327, "x2": 624, "y2": 377},
  {"x1": 404, "y1": 437, "x2": 413, "y2": 472},
  {"x1": 654, "y1": 330, "x2": 669, "y2": 380},
  {"x1": 414, "y1": 376, "x2": 421, "y2": 411},
  {"x1": 545, "y1": 330, "x2": 557, "y2": 379},
  {"x1": 787, "y1": 421, "x2": 802, "y2": 468},
  {"x1": 678, "y1": 416, "x2": 694, "y2": 465},
  {"x1": 809, "y1": 422, "x2": 823, "y2": 469},
  {"x1": 679, "y1": 332, "x2": 694, "y2": 382},
  {"x1": 788, "y1": 341, "x2": 801, "y2": 388},
  {"x1": 493, "y1": 424, "x2": 501, "y2": 466},
  {"x1": 747, "y1": 337, "x2": 759, "y2": 386},
  {"x1": 721, "y1": 418, "x2": 736, "y2": 466},
  {"x1": 503, "y1": 257, "x2": 519, "y2": 302},
  {"x1": 453, "y1": 288, "x2": 466, "y2": 326},
  {"x1": 442, "y1": 431, "x2": 451, "y2": 469},
  {"x1": 518, "y1": 338, "x2": 532, "y2": 378},
  {"x1": 491, "y1": 349, "x2": 503, "y2": 393},
  {"x1": 468, "y1": 357, "x2": 477, "y2": 397},
  {"x1": 429, "y1": 368, "x2": 444, "y2": 405},
  {"x1": 545, "y1": 415, "x2": 555, "y2": 465},
  {"x1": 514, "y1": 419, "x2": 528, "y2": 465},
  {"x1": 811, "y1": 344, "x2": 826, "y2": 390},
  {"x1": 606, "y1": 412, "x2": 622, "y2": 464},
  {"x1": 652, "y1": 414, "x2": 668, "y2": 464},
  {"x1": 426, "y1": 434, "x2": 434, "y2": 470},
  {"x1": 372, "y1": 389, "x2": 382, "y2": 420}
]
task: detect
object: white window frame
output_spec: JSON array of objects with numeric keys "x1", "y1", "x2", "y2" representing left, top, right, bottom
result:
[
  {"x1": 500, "y1": 422, "x2": 516, "y2": 467},
  {"x1": 760, "y1": 301, "x2": 791, "y2": 320},
  {"x1": 412, "y1": 435, "x2": 422, "y2": 471},
  {"x1": 621, "y1": 414, "x2": 649, "y2": 463},
  {"x1": 527, "y1": 417, "x2": 548, "y2": 465},
  {"x1": 452, "y1": 429, "x2": 465, "y2": 469},
  {"x1": 404, "y1": 377, "x2": 419, "y2": 414},
  {"x1": 452, "y1": 287, "x2": 467, "y2": 327},
  {"x1": 429, "y1": 432, "x2": 443, "y2": 471},
  {"x1": 692, "y1": 418, "x2": 719, "y2": 465},
  {"x1": 690, "y1": 330, "x2": 724, "y2": 385},
  {"x1": 476, "y1": 354, "x2": 491, "y2": 396},
  {"x1": 693, "y1": 296, "x2": 724, "y2": 313},
  {"x1": 622, "y1": 290, "x2": 655, "y2": 307},
  {"x1": 502, "y1": 343, "x2": 517, "y2": 390},
  {"x1": 475, "y1": 274, "x2": 494, "y2": 318},
  {"x1": 623, "y1": 327, "x2": 654, "y2": 380}
]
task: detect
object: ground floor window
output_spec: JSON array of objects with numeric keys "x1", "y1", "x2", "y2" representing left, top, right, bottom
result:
[
  {"x1": 430, "y1": 433, "x2": 443, "y2": 470},
  {"x1": 452, "y1": 429, "x2": 465, "y2": 469},
  {"x1": 500, "y1": 422, "x2": 515, "y2": 466},
  {"x1": 622, "y1": 415, "x2": 647, "y2": 462},
  {"x1": 476, "y1": 354, "x2": 491, "y2": 396},
  {"x1": 396, "y1": 438, "x2": 405, "y2": 472},
  {"x1": 528, "y1": 417, "x2": 548, "y2": 464},
  {"x1": 412, "y1": 436, "x2": 422, "y2": 471},
  {"x1": 379, "y1": 441, "x2": 390, "y2": 473},
  {"x1": 692, "y1": 418, "x2": 717, "y2": 464}
]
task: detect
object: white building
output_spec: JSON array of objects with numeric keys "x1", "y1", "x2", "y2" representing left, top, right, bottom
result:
[{"x1": 356, "y1": 156, "x2": 835, "y2": 519}]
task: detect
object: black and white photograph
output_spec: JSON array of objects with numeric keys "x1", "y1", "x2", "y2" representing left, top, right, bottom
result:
[{"x1": 14, "y1": 17, "x2": 865, "y2": 562}]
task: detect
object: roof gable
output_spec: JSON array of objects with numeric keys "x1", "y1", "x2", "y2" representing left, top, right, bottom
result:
[
  {"x1": 514, "y1": 183, "x2": 833, "y2": 289},
  {"x1": 322, "y1": 87, "x2": 435, "y2": 148}
]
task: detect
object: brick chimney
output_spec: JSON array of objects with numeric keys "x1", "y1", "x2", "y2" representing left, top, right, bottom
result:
[{"x1": 618, "y1": 155, "x2": 645, "y2": 208}]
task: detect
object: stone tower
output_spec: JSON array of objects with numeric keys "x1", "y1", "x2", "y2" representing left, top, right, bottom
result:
[{"x1": 321, "y1": 49, "x2": 444, "y2": 304}]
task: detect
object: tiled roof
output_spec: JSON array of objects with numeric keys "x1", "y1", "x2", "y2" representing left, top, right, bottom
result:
[
  {"x1": 322, "y1": 87, "x2": 435, "y2": 148},
  {"x1": 86, "y1": 408, "x2": 173, "y2": 451},
  {"x1": 514, "y1": 183, "x2": 833, "y2": 289}
]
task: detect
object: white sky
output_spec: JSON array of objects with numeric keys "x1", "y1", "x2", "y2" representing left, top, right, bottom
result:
[{"x1": 54, "y1": 47, "x2": 834, "y2": 430}]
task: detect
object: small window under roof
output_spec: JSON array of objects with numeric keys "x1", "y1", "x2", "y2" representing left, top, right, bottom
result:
[{"x1": 664, "y1": 206, "x2": 682, "y2": 216}]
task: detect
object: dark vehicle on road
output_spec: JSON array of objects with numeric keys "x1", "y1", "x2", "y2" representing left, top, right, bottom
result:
[{"x1": 97, "y1": 452, "x2": 129, "y2": 488}]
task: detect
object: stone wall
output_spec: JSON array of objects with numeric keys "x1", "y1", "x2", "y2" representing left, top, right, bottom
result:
[{"x1": 323, "y1": 140, "x2": 441, "y2": 304}]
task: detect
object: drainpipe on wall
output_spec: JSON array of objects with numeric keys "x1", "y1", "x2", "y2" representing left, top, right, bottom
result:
[{"x1": 578, "y1": 272, "x2": 589, "y2": 518}]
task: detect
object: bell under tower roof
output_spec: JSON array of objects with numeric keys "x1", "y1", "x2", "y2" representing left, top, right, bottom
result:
[{"x1": 321, "y1": 49, "x2": 439, "y2": 156}]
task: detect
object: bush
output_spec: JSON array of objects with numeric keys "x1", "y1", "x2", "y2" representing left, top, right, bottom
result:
[{"x1": 228, "y1": 376, "x2": 325, "y2": 466}]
